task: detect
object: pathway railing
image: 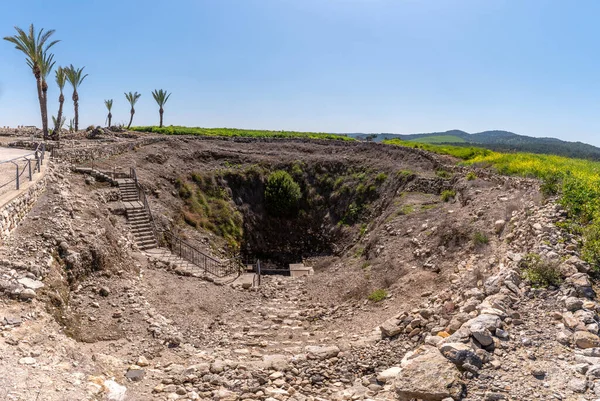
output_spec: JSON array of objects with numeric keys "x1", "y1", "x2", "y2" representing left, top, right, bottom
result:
[
  {"x1": 129, "y1": 167, "x2": 240, "y2": 279},
  {"x1": 0, "y1": 142, "x2": 45, "y2": 192}
]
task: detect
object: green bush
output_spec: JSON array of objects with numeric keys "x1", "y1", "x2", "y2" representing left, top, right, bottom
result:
[
  {"x1": 440, "y1": 189, "x2": 456, "y2": 202},
  {"x1": 375, "y1": 172, "x2": 388, "y2": 183},
  {"x1": 540, "y1": 172, "x2": 562, "y2": 197},
  {"x1": 582, "y1": 219, "x2": 600, "y2": 269},
  {"x1": 368, "y1": 289, "x2": 388, "y2": 302},
  {"x1": 436, "y1": 169, "x2": 452, "y2": 179},
  {"x1": 519, "y1": 253, "x2": 561, "y2": 287},
  {"x1": 466, "y1": 172, "x2": 477, "y2": 181},
  {"x1": 265, "y1": 170, "x2": 302, "y2": 217}
]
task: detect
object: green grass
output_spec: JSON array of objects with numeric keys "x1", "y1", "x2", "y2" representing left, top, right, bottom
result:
[
  {"x1": 466, "y1": 171, "x2": 477, "y2": 181},
  {"x1": 131, "y1": 126, "x2": 353, "y2": 141},
  {"x1": 440, "y1": 189, "x2": 456, "y2": 202},
  {"x1": 384, "y1": 138, "x2": 600, "y2": 270},
  {"x1": 368, "y1": 289, "x2": 388, "y2": 302},
  {"x1": 384, "y1": 138, "x2": 493, "y2": 160},
  {"x1": 406, "y1": 135, "x2": 467, "y2": 144},
  {"x1": 473, "y1": 232, "x2": 489, "y2": 246}
]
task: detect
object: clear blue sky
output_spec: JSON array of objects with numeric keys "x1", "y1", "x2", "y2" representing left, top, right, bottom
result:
[{"x1": 1, "y1": 0, "x2": 600, "y2": 145}]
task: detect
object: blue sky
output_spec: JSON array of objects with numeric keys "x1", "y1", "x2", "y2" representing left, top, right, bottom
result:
[{"x1": 1, "y1": 0, "x2": 600, "y2": 145}]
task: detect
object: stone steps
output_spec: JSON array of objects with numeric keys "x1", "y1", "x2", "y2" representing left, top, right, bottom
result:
[{"x1": 118, "y1": 179, "x2": 157, "y2": 251}]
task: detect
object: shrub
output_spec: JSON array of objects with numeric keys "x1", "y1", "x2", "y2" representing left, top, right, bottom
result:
[
  {"x1": 466, "y1": 171, "x2": 477, "y2": 181},
  {"x1": 265, "y1": 170, "x2": 302, "y2": 217},
  {"x1": 436, "y1": 169, "x2": 452, "y2": 179},
  {"x1": 375, "y1": 172, "x2": 388, "y2": 183},
  {"x1": 368, "y1": 289, "x2": 388, "y2": 302},
  {"x1": 440, "y1": 189, "x2": 456, "y2": 202},
  {"x1": 519, "y1": 253, "x2": 561, "y2": 287},
  {"x1": 540, "y1": 172, "x2": 562, "y2": 197},
  {"x1": 472, "y1": 232, "x2": 489, "y2": 245},
  {"x1": 582, "y1": 220, "x2": 600, "y2": 270},
  {"x1": 397, "y1": 204, "x2": 414, "y2": 215}
]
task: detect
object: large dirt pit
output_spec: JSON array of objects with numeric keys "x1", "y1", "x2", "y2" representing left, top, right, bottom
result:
[{"x1": 0, "y1": 134, "x2": 561, "y2": 401}]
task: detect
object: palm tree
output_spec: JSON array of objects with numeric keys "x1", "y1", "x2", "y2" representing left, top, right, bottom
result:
[
  {"x1": 52, "y1": 115, "x2": 65, "y2": 131},
  {"x1": 65, "y1": 65, "x2": 88, "y2": 131},
  {"x1": 3, "y1": 24, "x2": 59, "y2": 139},
  {"x1": 104, "y1": 99, "x2": 113, "y2": 127},
  {"x1": 39, "y1": 52, "x2": 55, "y2": 139},
  {"x1": 124, "y1": 91, "x2": 141, "y2": 129},
  {"x1": 54, "y1": 66, "x2": 66, "y2": 136},
  {"x1": 151, "y1": 89, "x2": 171, "y2": 128}
]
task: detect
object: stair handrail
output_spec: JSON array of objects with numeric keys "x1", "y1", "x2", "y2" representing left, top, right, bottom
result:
[
  {"x1": 130, "y1": 167, "x2": 159, "y2": 248},
  {"x1": 129, "y1": 167, "x2": 241, "y2": 279}
]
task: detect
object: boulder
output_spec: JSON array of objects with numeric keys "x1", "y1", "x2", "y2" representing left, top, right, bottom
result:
[
  {"x1": 565, "y1": 297, "x2": 584, "y2": 312},
  {"x1": 305, "y1": 345, "x2": 340, "y2": 360},
  {"x1": 574, "y1": 331, "x2": 600, "y2": 349},
  {"x1": 494, "y1": 220, "x2": 506, "y2": 234},
  {"x1": 565, "y1": 273, "x2": 596, "y2": 299},
  {"x1": 377, "y1": 366, "x2": 402, "y2": 383},
  {"x1": 469, "y1": 322, "x2": 493, "y2": 347},
  {"x1": 380, "y1": 318, "x2": 402, "y2": 338},
  {"x1": 464, "y1": 314, "x2": 502, "y2": 332},
  {"x1": 394, "y1": 345, "x2": 466, "y2": 401},
  {"x1": 439, "y1": 342, "x2": 483, "y2": 372}
]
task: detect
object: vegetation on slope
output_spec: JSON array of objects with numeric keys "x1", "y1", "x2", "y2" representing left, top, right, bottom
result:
[
  {"x1": 384, "y1": 138, "x2": 493, "y2": 160},
  {"x1": 131, "y1": 126, "x2": 353, "y2": 141},
  {"x1": 385, "y1": 139, "x2": 600, "y2": 269},
  {"x1": 364, "y1": 129, "x2": 600, "y2": 161},
  {"x1": 406, "y1": 135, "x2": 466, "y2": 144}
]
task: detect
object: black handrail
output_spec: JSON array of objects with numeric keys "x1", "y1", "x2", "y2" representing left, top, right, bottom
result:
[{"x1": 129, "y1": 167, "x2": 239, "y2": 279}]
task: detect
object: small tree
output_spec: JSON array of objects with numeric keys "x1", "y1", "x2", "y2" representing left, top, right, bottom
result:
[
  {"x1": 54, "y1": 66, "x2": 66, "y2": 137},
  {"x1": 151, "y1": 89, "x2": 171, "y2": 128},
  {"x1": 52, "y1": 115, "x2": 65, "y2": 131},
  {"x1": 65, "y1": 65, "x2": 88, "y2": 131},
  {"x1": 4, "y1": 24, "x2": 59, "y2": 139},
  {"x1": 104, "y1": 99, "x2": 113, "y2": 127},
  {"x1": 265, "y1": 170, "x2": 302, "y2": 217},
  {"x1": 125, "y1": 91, "x2": 141, "y2": 129}
]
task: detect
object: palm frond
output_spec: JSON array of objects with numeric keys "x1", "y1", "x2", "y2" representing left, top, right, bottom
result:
[
  {"x1": 152, "y1": 89, "x2": 172, "y2": 107},
  {"x1": 65, "y1": 65, "x2": 88, "y2": 89},
  {"x1": 55, "y1": 66, "x2": 66, "y2": 90},
  {"x1": 39, "y1": 52, "x2": 55, "y2": 78},
  {"x1": 125, "y1": 91, "x2": 141, "y2": 107},
  {"x1": 3, "y1": 24, "x2": 59, "y2": 74},
  {"x1": 104, "y1": 99, "x2": 113, "y2": 111}
]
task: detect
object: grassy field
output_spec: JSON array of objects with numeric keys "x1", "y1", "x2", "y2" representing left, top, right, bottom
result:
[
  {"x1": 130, "y1": 126, "x2": 354, "y2": 141},
  {"x1": 406, "y1": 135, "x2": 467, "y2": 143},
  {"x1": 385, "y1": 138, "x2": 600, "y2": 268},
  {"x1": 384, "y1": 138, "x2": 492, "y2": 159}
]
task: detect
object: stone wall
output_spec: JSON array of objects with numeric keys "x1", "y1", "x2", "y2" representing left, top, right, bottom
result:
[
  {"x1": 50, "y1": 137, "x2": 166, "y2": 163},
  {"x1": 0, "y1": 173, "x2": 47, "y2": 240}
]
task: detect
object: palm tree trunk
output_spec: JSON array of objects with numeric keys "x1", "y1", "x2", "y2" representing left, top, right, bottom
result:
[
  {"x1": 159, "y1": 108, "x2": 164, "y2": 128},
  {"x1": 55, "y1": 93, "x2": 64, "y2": 137},
  {"x1": 41, "y1": 80, "x2": 49, "y2": 139},
  {"x1": 108, "y1": 113, "x2": 112, "y2": 127},
  {"x1": 127, "y1": 108, "x2": 135, "y2": 129},
  {"x1": 34, "y1": 67, "x2": 46, "y2": 139},
  {"x1": 73, "y1": 90, "x2": 79, "y2": 131}
]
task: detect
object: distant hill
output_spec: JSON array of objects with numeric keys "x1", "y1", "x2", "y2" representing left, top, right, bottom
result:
[{"x1": 347, "y1": 130, "x2": 600, "y2": 160}]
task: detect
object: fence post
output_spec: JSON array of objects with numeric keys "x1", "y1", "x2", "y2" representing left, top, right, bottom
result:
[
  {"x1": 257, "y1": 260, "x2": 261, "y2": 286},
  {"x1": 15, "y1": 164, "x2": 19, "y2": 190},
  {"x1": 28, "y1": 159, "x2": 32, "y2": 181}
]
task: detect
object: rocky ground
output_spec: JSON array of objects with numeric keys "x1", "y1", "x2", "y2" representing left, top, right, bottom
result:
[{"x1": 0, "y1": 134, "x2": 597, "y2": 401}]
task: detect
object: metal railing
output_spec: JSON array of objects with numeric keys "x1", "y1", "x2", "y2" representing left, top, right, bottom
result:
[
  {"x1": 0, "y1": 142, "x2": 45, "y2": 191},
  {"x1": 130, "y1": 167, "x2": 159, "y2": 246},
  {"x1": 161, "y1": 230, "x2": 239, "y2": 278},
  {"x1": 129, "y1": 167, "x2": 240, "y2": 279}
]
